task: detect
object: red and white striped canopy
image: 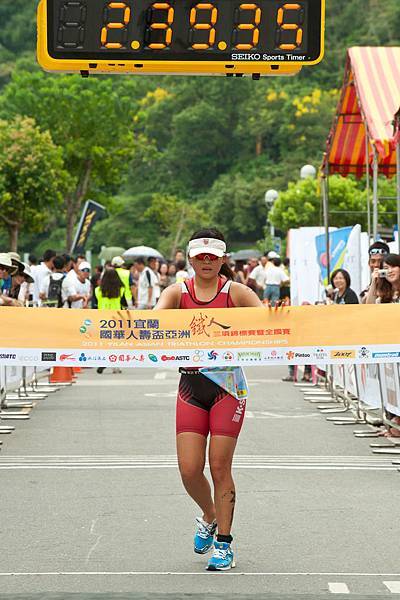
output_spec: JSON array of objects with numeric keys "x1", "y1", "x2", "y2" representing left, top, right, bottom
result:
[{"x1": 324, "y1": 47, "x2": 400, "y2": 178}]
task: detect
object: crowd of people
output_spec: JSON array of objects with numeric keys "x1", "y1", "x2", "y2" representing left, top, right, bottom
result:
[
  {"x1": 0, "y1": 247, "x2": 292, "y2": 310},
  {"x1": 1, "y1": 242, "x2": 400, "y2": 310}
]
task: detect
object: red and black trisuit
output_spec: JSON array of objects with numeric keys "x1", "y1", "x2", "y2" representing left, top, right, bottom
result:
[{"x1": 176, "y1": 276, "x2": 246, "y2": 439}]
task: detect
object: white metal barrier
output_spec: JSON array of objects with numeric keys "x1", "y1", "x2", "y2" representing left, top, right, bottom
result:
[{"x1": 300, "y1": 362, "x2": 400, "y2": 465}]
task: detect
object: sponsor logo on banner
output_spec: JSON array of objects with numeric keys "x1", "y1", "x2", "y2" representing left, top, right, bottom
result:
[
  {"x1": 358, "y1": 346, "x2": 370, "y2": 359},
  {"x1": 16, "y1": 354, "x2": 38, "y2": 362},
  {"x1": 109, "y1": 354, "x2": 145, "y2": 363},
  {"x1": 41, "y1": 352, "x2": 57, "y2": 362},
  {"x1": 1, "y1": 353, "x2": 17, "y2": 360},
  {"x1": 161, "y1": 355, "x2": 190, "y2": 361},
  {"x1": 193, "y1": 350, "x2": 205, "y2": 362},
  {"x1": 313, "y1": 348, "x2": 328, "y2": 360},
  {"x1": 79, "y1": 319, "x2": 93, "y2": 335},
  {"x1": 223, "y1": 351, "x2": 234, "y2": 361},
  {"x1": 79, "y1": 352, "x2": 107, "y2": 362},
  {"x1": 208, "y1": 351, "x2": 218, "y2": 360},
  {"x1": 149, "y1": 354, "x2": 158, "y2": 363},
  {"x1": 372, "y1": 351, "x2": 400, "y2": 359},
  {"x1": 237, "y1": 351, "x2": 262, "y2": 362},
  {"x1": 287, "y1": 351, "x2": 310, "y2": 359},
  {"x1": 330, "y1": 350, "x2": 356, "y2": 359},
  {"x1": 60, "y1": 353, "x2": 76, "y2": 361},
  {"x1": 264, "y1": 350, "x2": 284, "y2": 361}
]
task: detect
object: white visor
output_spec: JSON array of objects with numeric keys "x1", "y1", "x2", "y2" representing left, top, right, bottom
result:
[{"x1": 188, "y1": 238, "x2": 226, "y2": 258}]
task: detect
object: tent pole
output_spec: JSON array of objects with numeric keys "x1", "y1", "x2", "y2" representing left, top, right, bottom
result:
[
  {"x1": 365, "y1": 134, "x2": 371, "y2": 239},
  {"x1": 397, "y1": 140, "x2": 400, "y2": 254},
  {"x1": 322, "y1": 171, "x2": 330, "y2": 281},
  {"x1": 372, "y1": 146, "x2": 379, "y2": 240}
]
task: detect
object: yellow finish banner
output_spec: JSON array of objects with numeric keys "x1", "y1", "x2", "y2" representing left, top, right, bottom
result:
[{"x1": 0, "y1": 305, "x2": 399, "y2": 367}]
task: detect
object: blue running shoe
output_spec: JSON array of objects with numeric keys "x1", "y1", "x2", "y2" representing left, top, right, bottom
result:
[
  {"x1": 207, "y1": 541, "x2": 235, "y2": 571},
  {"x1": 194, "y1": 517, "x2": 217, "y2": 554}
]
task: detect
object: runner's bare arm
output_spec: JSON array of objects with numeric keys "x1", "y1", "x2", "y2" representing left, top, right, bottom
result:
[
  {"x1": 229, "y1": 282, "x2": 264, "y2": 307},
  {"x1": 155, "y1": 283, "x2": 181, "y2": 309}
]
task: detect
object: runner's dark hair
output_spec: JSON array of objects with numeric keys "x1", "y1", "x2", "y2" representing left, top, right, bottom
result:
[
  {"x1": 190, "y1": 228, "x2": 234, "y2": 280},
  {"x1": 100, "y1": 267, "x2": 124, "y2": 299}
]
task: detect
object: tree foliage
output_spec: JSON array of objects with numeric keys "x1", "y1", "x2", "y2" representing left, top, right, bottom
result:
[{"x1": 0, "y1": 116, "x2": 66, "y2": 250}]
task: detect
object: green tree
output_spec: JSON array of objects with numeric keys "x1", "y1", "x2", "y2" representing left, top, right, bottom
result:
[
  {"x1": 0, "y1": 68, "x2": 150, "y2": 248},
  {"x1": 0, "y1": 116, "x2": 66, "y2": 250},
  {"x1": 144, "y1": 194, "x2": 206, "y2": 258},
  {"x1": 269, "y1": 175, "x2": 368, "y2": 232}
]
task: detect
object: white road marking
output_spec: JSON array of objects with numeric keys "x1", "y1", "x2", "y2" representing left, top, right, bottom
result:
[
  {"x1": 328, "y1": 582, "x2": 350, "y2": 593},
  {"x1": 383, "y1": 581, "x2": 400, "y2": 593},
  {"x1": 85, "y1": 535, "x2": 103, "y2": 564},
  {"x1": 247, "y1": 411, "x2": 320, "y2": 419},
  {"x1": 154, "y1": 372, "x2": 167, "y2": 380},
  {"x1": 0, "y1": 571, "x2": 399, "y2": 577}
]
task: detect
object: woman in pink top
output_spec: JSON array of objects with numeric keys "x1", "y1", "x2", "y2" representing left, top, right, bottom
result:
[{"x1": 156, "y1": 228, "x2": 262, "y2": 571}]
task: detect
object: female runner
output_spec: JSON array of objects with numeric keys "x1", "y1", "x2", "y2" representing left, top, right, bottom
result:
[{"x1": 156, "y1": 228, "x2": 263, "y2": 571}]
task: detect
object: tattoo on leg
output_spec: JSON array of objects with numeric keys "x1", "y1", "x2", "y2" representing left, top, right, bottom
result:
[{"x1": 222, "y1": 490, "x2": 236, "y2": 528}]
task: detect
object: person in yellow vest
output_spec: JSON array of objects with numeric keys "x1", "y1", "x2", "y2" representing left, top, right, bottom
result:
[
  {"x1": 111, "y1": 256, "x2": 134, "y2": 308},
  {"x1": 95, "y1": 268, "x2": 124, "y2": 375}
]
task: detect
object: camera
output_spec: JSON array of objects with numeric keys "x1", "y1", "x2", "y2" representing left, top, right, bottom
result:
[{"x1": 378, "y1": 269, "x2": 388, "y2": 278}]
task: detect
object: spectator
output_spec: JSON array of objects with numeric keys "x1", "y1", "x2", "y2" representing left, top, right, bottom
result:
[
  {"x1": 148, "y1": 256, "x2": 161, "y2": 302},
  {"x1": 264, "y1": 257, "x2": 289, "y2": 306},
  {"x1": 174, "y1": 248, "x2": 186, "y2": 264},
  {"x1": 28, "y1": 254, "x2": 38, "y2": 267},
  {"x1": 360, "y1": 241, "x2": 390, "y2": 302},
  {"x1": 0, "y1": 253, "x2": 16, "y2": 297},
  {"x1": 10, "y1": 260, "x2": 34, "y2": 306},
  {"x1": 111, "y1": 256, "x2": 134, "y2": 308},
  {"x1": 16, "y1": 263, "x2": 35, "y2": 306},
  {"x1": 95, "y1": 268, "x2": 124, "y2": 310},
  {"x1": 62, "y1": 260, "x2": 91, "y2": 308},
  {"x1": 168, "y1": 263, "x2": 177, "y2": 284},
  {"x1": 366, "y1": 253, "x2": 400, "y2": 304},
  {"x1": 280, "y1": 258, "x2": 291, "y2": 300},
  {"x1": 330, "y1": 269, "x2": 359, "y2": 304},
  {"x1": 134, "y1": 257, "x2": 158, "y2": 309},
  {"x1": 158, "y1": 262, "x2": 171, "y2": 292},
  {"x1": 31, "y1": 249, "x2": 56, "y2": 305},
  {"x1": 62, "y1": 254, "x2": 74, "y2": 273},
  {"x1": 40, "y1": 256, "x2": 66, "y2": 307},
  {"x1": 233, "y1": 261, "x2": 247, "y2": 285},
  {"x1": 247, "y1": 256, "x2": 268, "y2": 299},
  {"x1": 175, "y1": 259, "x2": 189, "y2": 284},
  {"x1": 90, "y1": 265, "x2": 103, "y2": 309}
]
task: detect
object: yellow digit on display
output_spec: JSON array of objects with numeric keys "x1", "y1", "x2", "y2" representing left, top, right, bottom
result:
[
  {"x1": 190, "y1": 3, "x2": 218, "y2": 50},
  {"x1": 276, "y1": 3, "x2": 303, "y2": 51},
  {"x1": 101, "y1": 1, "x2": 131, "y2": 49},
  {"x1": 233, "y1": 4, "x2": 261, "y2": 50},
  {"x1": 147, "y1": 3, "x2": 175, "y2": 49}
]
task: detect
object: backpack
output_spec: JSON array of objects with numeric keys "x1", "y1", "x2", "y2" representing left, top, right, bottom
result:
[{"x1": 47, "y1": 275, "x2": 64, "y2": 308}]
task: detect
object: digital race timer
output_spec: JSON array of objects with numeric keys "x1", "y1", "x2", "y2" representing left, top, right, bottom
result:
[{"x1": 37, "y1": 0, "x2": 325, "y2": 77}]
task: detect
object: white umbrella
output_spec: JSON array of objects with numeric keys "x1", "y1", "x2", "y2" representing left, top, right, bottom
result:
[{"x1": 123, "y1": 246, "x2": 164, "y2": 261}]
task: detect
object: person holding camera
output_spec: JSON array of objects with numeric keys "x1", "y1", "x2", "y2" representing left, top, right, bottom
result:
[{"x1": 366, "y1": 253, "x2": 400, "y2": 304}]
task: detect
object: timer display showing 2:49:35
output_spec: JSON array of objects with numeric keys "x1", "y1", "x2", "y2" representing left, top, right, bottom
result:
[{"x1": 48, "y1": 0, "x2": 322, "y2": 60}]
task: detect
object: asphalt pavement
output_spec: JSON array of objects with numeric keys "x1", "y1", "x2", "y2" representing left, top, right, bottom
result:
[{"x1": 0, "y1": 366, "x2": 399, "y2": 598}]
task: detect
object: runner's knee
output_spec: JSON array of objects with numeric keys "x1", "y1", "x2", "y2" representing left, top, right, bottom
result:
[
  {"x1": 209, "y1": 457, "x2": 233, "y2": 484},
  {"x1": 178, "y1": 459, "x2": 205, "y2": 482}
]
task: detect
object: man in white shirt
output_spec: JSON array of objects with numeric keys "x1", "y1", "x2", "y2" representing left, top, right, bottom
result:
[
  {"x1": 134, "y1": 257, "x2": 158, "y2": 309},
  {"x1": 62, "y1": 261, "x2": 91, "y2": 309},
  {"x1": 247, "y1": 255, "x2": 268, "y2": 299},
  {"x1": 264, "y1": 258, "x2": 289, "y2": 306},
  {"x1": 31, "y1": 249, "x2": 56, "y2": 306}
]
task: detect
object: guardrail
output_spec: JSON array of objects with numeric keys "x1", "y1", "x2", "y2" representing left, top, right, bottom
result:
[
  {"x1": 300, "y1": 362, "x2": 400, "y2": 468},
  {"x1": 0, "y1": 366, "x2": 74, "y2": 444}
]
